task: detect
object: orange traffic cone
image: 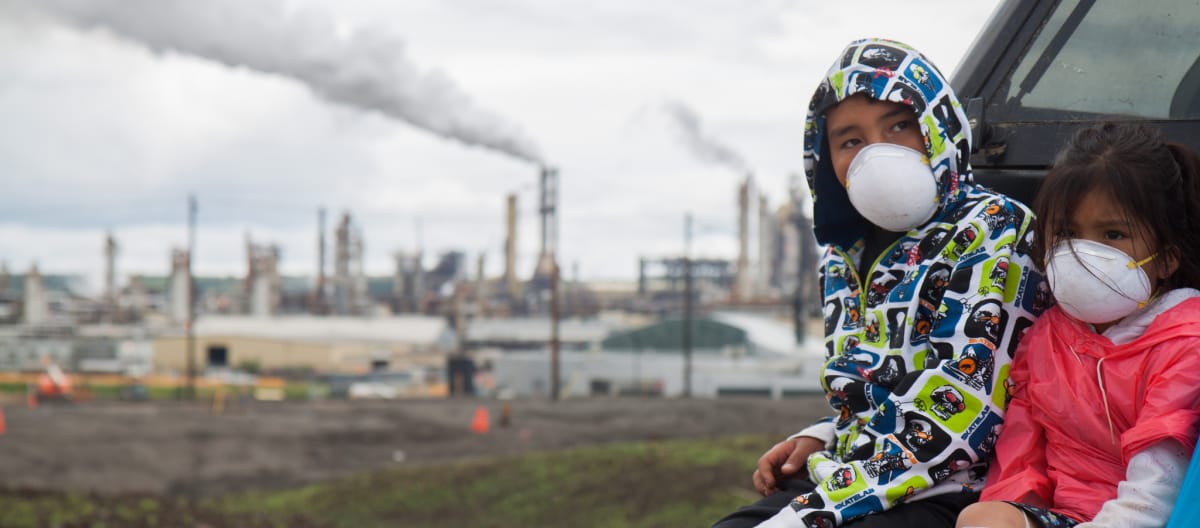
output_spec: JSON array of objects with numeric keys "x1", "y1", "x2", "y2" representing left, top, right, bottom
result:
[{"x1": 470, "y1": 406, "x2": 490, "y2": 434}]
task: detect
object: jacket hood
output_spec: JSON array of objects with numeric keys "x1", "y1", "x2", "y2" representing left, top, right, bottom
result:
[{"x1": 804, "y1": 38, "x2": 973, "y2": 248}]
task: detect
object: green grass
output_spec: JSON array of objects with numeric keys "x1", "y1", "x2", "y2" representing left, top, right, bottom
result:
[
  {"x1": 0, "y1": 381, "x2": 328, "y2": 402},
  {"x1": 0, "y1": 434, "x2": 773, "y2": 528}
]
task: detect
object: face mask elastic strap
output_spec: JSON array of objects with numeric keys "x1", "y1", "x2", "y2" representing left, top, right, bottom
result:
[{"x1": 1127, "y1": 253, "x2": 1157, "y2": 269}]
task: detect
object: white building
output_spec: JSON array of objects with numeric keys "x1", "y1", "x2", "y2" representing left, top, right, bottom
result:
[{"x1": 492, "y1": 311, "x2": 824, "y2": 399}]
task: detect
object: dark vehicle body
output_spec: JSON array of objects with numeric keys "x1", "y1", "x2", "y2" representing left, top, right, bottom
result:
[{"x1": 952, "y1": 0, "x2": 1200, "y2": 206}]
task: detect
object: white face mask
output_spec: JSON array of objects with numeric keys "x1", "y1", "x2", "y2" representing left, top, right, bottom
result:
[
  {"x1": 1045, "y1": 239, "x2": 1156, "y2": 324},
  {"x1": 844, "y1": 143, "x2": 939, "y2": 232}
]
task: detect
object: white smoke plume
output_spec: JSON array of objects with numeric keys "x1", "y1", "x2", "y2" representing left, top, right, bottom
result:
[
  {"x1": 662, "y1": 100, "x2": 749, "y2": 173},
  {"x1": 15, "y1": 0, "x2": 543, "y2": 163}
]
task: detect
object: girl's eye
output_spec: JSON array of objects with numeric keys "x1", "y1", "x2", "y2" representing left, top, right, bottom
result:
[{"x1": 1104, "y1": 230, "x2": 1127, "y2": 241}]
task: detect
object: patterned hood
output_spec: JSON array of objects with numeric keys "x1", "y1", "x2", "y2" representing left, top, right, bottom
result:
[{"x1": 804, "y1": 38, "x2": 973, "y2": 248}]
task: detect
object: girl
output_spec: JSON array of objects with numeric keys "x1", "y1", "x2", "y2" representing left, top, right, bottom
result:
[{"x1": 957, "y1": 122, "x2": 1200, "y2": 528}]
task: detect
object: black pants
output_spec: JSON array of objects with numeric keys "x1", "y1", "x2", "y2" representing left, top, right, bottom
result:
[{"x1": 712, "y1": 478, "x2": 978, "y2": 528}]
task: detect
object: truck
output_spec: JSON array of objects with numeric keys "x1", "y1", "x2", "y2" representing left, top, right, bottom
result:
[{"x1": 952, "y1": 0, "x2": 1200, "y2": 206}]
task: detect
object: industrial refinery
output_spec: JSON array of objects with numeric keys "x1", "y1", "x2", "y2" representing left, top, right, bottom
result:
[{"x1": 0, "y1": 166, "x2": 821, "y2": 400}]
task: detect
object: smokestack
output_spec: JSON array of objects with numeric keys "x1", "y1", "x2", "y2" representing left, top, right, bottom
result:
[
  {"x1": 334, "y1": 212, "x2": 351, "y2": 315},
  {"x1": 314, "y1": 207, "x2": 327, "y2": 314},
  {"x1": 734, "y1": 177, "x2": 750, "y2": 301},
  {"x1": 104, "y1": 231, "x2": 117, "y2": 319},
  {"x1": 169, "y1": 249, "x2": 190, "y2": 323},
  {"x1": 393, "y1": 251, "x2": 424, "y2": 313},
  {"x1": 476, "y1": 252, "x2": 489, "y2": 317},
  {"x1": 758, "y1": 193, "x2": 773, "y2": 297},
  {"x1": 25, "y1": 0, "x2": 542, "y2": 163},
  {"x1": 22, "y1": 263, "x2": 47, "y2": 325},
  {"x1": 504, "y1": 193, "x2": 518, "y2": 298},
  {"x1": 533, "y1": 166, "x2": 559, "y2": 282},
  {"x1": 245, "y1": 234, "x2": 281, "y2": 317}
]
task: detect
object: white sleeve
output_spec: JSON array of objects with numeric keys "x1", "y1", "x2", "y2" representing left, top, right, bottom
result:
[
  {"x1": 787, "y1": 420, "x2": 836, "y2": 448},
  {"x1": 1076, "y1": 439, "x2": 1190, "y2": 528}
]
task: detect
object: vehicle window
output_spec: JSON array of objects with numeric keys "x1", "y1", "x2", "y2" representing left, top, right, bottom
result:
[{"x1": 999, "y1": 0, "x2": 1200, "y2": 119}]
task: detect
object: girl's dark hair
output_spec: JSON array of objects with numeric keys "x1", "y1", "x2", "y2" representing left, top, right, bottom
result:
[{"x1": 1032, "y1": 122, "x2": 1200, "y2": 290}]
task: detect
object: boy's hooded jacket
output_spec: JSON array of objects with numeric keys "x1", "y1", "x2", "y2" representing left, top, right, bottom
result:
[{"x1": 777, "y1": 39, "x2": 1046, "y2": 527}]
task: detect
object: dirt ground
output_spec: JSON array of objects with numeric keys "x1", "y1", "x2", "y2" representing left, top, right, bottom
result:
[{"x1": 0, "y1": 395, "x2": 832, "y2": 496}]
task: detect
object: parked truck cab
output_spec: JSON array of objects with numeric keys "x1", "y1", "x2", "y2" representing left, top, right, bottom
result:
[{"x1": 952, "y1": 0, "x2": 1200, "y2": 206}]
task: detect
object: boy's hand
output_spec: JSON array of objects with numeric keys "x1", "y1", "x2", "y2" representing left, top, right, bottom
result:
[{"x1": 752, "y1": 436, "x2": 825, "y2": 495}]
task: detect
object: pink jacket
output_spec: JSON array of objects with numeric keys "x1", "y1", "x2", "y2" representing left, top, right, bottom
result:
[{"x1": 981, "y1": 300, "x2": 1200, "y2": 522}]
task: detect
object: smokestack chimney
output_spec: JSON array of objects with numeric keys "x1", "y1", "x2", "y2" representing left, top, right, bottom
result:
[
  {"x1": 476, "y1": 252, "x2": 489, "y2": 317},
  {"x1": 532, "y1": 166, "x2": 559, "y2": 282},
  {"x1": 314, "y1": 207, "x2": 327, "y2": 314},
  {"x1": 0, "y1": 262, "x2": 9, "y2": 293},
  {"x1": 23, "y1": 263, "x2": 47, "y2": 325},
  {"x1": 104, "y1": 231, "x2": 117, "y2": 320},
  {"x1": 169, "y1": 249, "x2": 190, "y2": 323},
  {"x1": 758, "y1": 193, "x2": 772, "y2": 297},
  {"x1": 504, "y1": 193, "x2": 518, "y2": 298},
  {"x1": 334, "y1": 212, "x2": 351, "y2": 315},
  {"x1": 734, "y1": 176, "x2": 750, "y2": 301}
]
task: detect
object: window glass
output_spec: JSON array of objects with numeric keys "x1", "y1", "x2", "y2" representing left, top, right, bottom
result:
[{"x1": 1001, "y1": 0, "x2": 1200, "y2": 119}]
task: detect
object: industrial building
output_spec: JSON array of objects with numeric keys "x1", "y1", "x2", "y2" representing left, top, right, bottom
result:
[
  {"x1": 491, "y1": 312, "x2": 823, "y2": 399},
  {"x1": 152, "y1": 315, "x2": 454, "y2": 375}
]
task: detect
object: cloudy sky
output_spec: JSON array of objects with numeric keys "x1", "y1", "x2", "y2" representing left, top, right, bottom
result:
[{"x1": 0, "y1": 0, "x2": 1000, "y2": 291}]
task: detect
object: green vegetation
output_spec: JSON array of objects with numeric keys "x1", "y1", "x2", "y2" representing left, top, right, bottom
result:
[
  {"x1": 0, "y1": 380, "x2": 327, "y2": 402},
  {"x1": 0, "y1": 434, "x2": 771, "y2": 528}
]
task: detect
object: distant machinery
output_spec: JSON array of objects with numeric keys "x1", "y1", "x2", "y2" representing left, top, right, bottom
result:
[
  {"x1": 426, "y1": 251, "x2": 468, "y2": 295},
  {"x1": 788, "y1": 173, "x2": 820, "y2": 342},
  {"x1": 311, "y1": 208, "x2": 329, "y2": 315},
  {"x1": 637, "y1": 257, "x2": 735, "y2": 314},
  {"x1": 503, "y1": 192, "x2": 520, "y2": 300},
  {"x1": 244, "y1": 233, "x2": 282, "y2": 317},
  {"x1": 104, "y1": 232, "x2": 118, "y2": 322},
  {"x1": 168, "y1": 249, "x2": 191, "y2": 323},
  {"x1": 23, "y1": 263, "x2": 48, "y2": 325},
  {"x1": 393, "y1": 251, "x2": 425, "y2": 313},
  {"x1": 332, "y1": 212, "x2": 369, "y2": 316},
  {"x1": 733, "y1": 174, "x2": 784, "y2": 302},
  {"x1": 0, "y1": 263, "x2": 13, "y2": 324},
  {"x1": 528, "y1": 166, "x2": 559, "y2": 304}
]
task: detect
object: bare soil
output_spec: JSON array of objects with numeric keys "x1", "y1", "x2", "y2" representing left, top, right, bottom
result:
[{"x1": 0, "y1": 395, "x2": 831, "y2": 496}]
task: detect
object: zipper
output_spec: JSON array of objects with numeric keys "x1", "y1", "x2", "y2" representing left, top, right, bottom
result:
[{"x1": 832, "y1": 236, "x2": 904, "y2": 319}]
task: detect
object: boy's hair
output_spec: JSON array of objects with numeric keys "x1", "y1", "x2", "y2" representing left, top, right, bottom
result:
[{"x1": 1032, "y1": 122, "x2": 1200, "y2": 290}]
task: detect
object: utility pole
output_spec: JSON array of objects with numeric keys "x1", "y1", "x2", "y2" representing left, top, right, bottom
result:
[
  {"x1": 683, "y1": 212, "x2": 693, "y2": 398},
  {"x1": 550, "y1": 259, "x2": 561, "y2": 401},
  {"x1": 536, "y1": 166, "x2": 562, "y2": 401},
  {"x1": 186, "y1": 194, "x2": 197, "y2": 401}
]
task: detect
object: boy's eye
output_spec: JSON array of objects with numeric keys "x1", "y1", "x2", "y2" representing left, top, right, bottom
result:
[
  {"x1": 839, "y1": 138, "x2": 862, "y2": 150},
  {"x1": 891, "y1": 120, "x2": 913, "y2": 132}
]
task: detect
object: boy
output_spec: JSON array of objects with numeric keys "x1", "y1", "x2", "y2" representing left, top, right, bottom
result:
[{"x1": 713, "y1": 38, "x2": 1045, "y2": 528}]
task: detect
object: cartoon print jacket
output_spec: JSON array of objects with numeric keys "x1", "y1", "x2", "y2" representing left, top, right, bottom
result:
[
  {"x1": 981, "y1": 299, "x2": 1200, "y2": 522},
  {"x1": 780, "y1": 39, "x2": 1046, "y2": 527}
]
